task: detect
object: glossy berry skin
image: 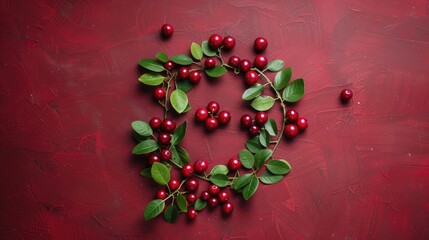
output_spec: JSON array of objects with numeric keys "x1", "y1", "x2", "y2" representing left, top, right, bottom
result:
[
  {"x1": 341, "y1": 88, "x2": 353, "y2": 101},
  {"x1": 187, "y1": 193, "x2": 197, "y2": 204},
  {"x1": 222, "y1": 202, "x2": 234, "y2": 215},
  {"x1": 239, "y1": 59, "x2": 252, "y2": 73},
  {"x1": 209, "y1": 34, "x2": 223, "y2": 49},
  {"x1": 182, "y1": 163, "x2": 194, "y2": 178},
  {"x1": 168, "y1": 179, "x2": 180, "y2": 191},
  {"x1": 204, "y1": 58, "x2": 216, "y2": 69},
  {"x1": 286, "y1": 109, "x2": 299, "y2": 122},
  {"x1": 187, "y1": 209, "x2": 197, "y2": 220},
  {"x1": 296, "y1": 117, "x2": 308, "y2": 131},
  {"x1": 161, "y1": 119, "x2": 176, "y2": 133},
  {"x1": 249, "y1": 125, "x2": 260, "y2": 136},
  {"x1": 208, "y1": 197, "x2": 219, "y2": 208},
  {"x1": 158, "y1": 133, "x2": 171, "y2": 145},
  {"x1": 148, "y1": 153, "x2": 161, "y2": 165},
  {"x1": 149, "y1": 117, "x2": 162, "y2": 130},
  {"x1": 255, "y1": 112, "x2": 268, "y2": 125},
  {"x1": 160, "y1": 149, "x2": 172, "y2": 161},
  {"x1": 195, "y1": 107, "x2": 209, "y2": 122},
  {"x1": 222, "y1": 36, "x2": 235, "y2": 50},
  {"x1": 200, "y1": 191, "x2": 211, "y2": 201},
  {"x1": 206, "y1": 101, "x2": 220, "y2": 114},
  {"x1": 284, "y1": 124, "x2": 299, "y2": 139},
  {"x1": 209, "y1": 185, "x2": 220, "y2": 196},
  {"x1": 227, "y1": 157, "x2": 242, "y2": 171},
  {"x1": 205, "y1": 117, "x2": 219, "y2": 131},
  {"x1": 244, "y1": 71, "x2": 259, "y2": 86},
  {"x1": 161, "y1": 23, "x2": 174, "y2": 38},
  {"x1": 185, "y1": 178, "x2": 199, "y2": 192},
  {"x1": 178, "y1": 67, "x2": 189, "y2": 79},
  {"x1": 217, "y1": 191, "x2": 229, "y2": 203},
  {"x1": 240, "y1": 114, "x2": 253, "y2": 128},
  {"x1": 194, "y1": 159, "x2": 208, "y2": 173},
  {"x1": 228, "y1": 56, "x2": 241, "y2": 68},
  {"x1": 153, "y1": 87, "x2": 166, "y2": 100},
  {"x1": 189, "y1": 71, "x2": 201, "y2": 84},
  {"x1": 156, "y1": 189, "x2": 167, "y2": 200},
  {"x1": 218, "y1": 111, "x2": 231, "y2": 125},
  {"x1": 254, "y1": 37, "x2": 268, "y2": 52},
  {"x1": 254, "y1": 55, "x2": 268, "y2": 69},
  {"x1": 163, "y1": 61, "x2": 174, "y2": 71}
]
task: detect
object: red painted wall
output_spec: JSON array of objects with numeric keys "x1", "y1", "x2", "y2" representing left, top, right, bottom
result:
[{"x1": 1, "y1": 0, "x2": 428, "y2": 239}]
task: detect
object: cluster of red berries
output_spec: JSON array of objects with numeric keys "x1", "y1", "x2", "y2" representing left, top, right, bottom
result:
[
  {"x1": 145, "y1": 118, "x2": 177, "y2": 164},
  {"x1": 195, "y1": 101, "x2": 231, "y2": 131},
  {"x1": 283, "y1": 109, "x2": 308, "y2": 139},
  {"x1": 240, "y1": 111, "x2": 269, "y2": 136}
]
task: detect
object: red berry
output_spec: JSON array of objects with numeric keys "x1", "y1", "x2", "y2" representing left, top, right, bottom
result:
[
  {"x1": 186, "y1": 178, "x2": 199, "y2": 192},
  {"x1": 148, "y1": 153, "x2": 161, "y2": 165},
  {"x1": 286, "y1": 109, "x2": 299, "y2": 122},
  {"x1": 254, "y1": 37, "x2": 268, "y2": 52},
  {"x1": 189, "y1": 71, "x2": 201, "y2": 84},
  {"x1": 208, "y1": 197, "x2": 218, "y2": 207},
  {"x1": 161, "y1": 119, "x2": 176, "y2": 133},
  {"x1": 205, "y1": 117, "x2": 219, "y2": 131},
  {"x1": 284, "y1": 124, "x2": 299, "y2": 138},
  {"x1": 209, "y1": 34, "x2": 223, "y2": 49},
  {"x1": 158, "y1": 133, "x2": 171, "y2": 145},
  {"x1": 194, "y1": 159, "x2": 208, "y2": 173},
  {"x1": 240, "y1": 114, "x2": 253, "y2": 128},
  {"x1": 222, "y1": 36, "x2": 235, "y2": 50},
  {"x1": 209, "y1": 185, "x2": 220, "y2": 195},
  {"x1": 200, "y1": 191, "x2": 210, "y2": 201},
  {"x1": 218, "y1": 111, "x2": 231, "y2": 125},
  {"x1": 228, "y1": 56, "x2": 241, "y2": 68},
  {"x1": 149, "y1": 117, "x2": 162, "y2": 129},
  {"x1": 222, "y1": 202, "x2": 234, "y2": 215},
  {"x1": 182, "y1": 164, "x2": 194, "y2": 178},
  {"x1": 160, "y1": 149, "x2": 172, "y2": 161},
  {"x1": 161, "y1": 23, "x2": 174, "y2": 38},
  {"x1": 153, "y1": 87, "x2": 166, "y2": 100},
  {"x1": 164, "y1": 61, "x2": 174, "y2": 71},
  {"x1": 204, "y1": 58, "x2": 216, "y2": 69},
  {"x1": 296, "y1": 117, "x2": 308, "y2": 131},
  {"x1": 187, "y1": 208, "x2": 197, "y2": 220},
  {"x1": 187, "y1": 193, "x2": 197, "y2": 204},
  {"x1": 255, "y1": 112, "x2": 268, "y2": 126},
  {"x1": 341, "y1": 88, "x2": 353, "y2": 101},
  {"x1": 249, "y1": 125, "x2": 260, "y2": 136},
  {"x1": 217, "y1": 191, "x2": 229, "y2": 203},
  {"x1": 227, "y1": 157, "x2": 241, "y2": 171},
  {"x1": 195, "y1": 107, "x2": 209, "y2": 122},
  {"x1": 206, "y1": 101, "x2": 220, "y2": 114},
  {"x1": 239, "y1": 59, "x2": 252, "y2": 73},
  {"x1": 156, "y1": 189, "x2": 167, "y2": 200},
  {"x1": 178, "y1": 67, "x2": 189, "y2": 79},
  {"x1": 168, "y1": 179, "x2": 180, "y2": 191},
  {"x1": 244, "y1": 71, "x2": 258, "y2": 86},
  {"x1": 254, "y1": 55, "x2": 268, "y2": 69}
]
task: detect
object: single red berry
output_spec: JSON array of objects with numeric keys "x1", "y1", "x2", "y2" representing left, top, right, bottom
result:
[
  {"x1": 222, "y1": 202, "x2": 234, "y2": 215},
  {"x1": 341, "y1": 88, "x2": 353, "y2": 101},
  {"x1": 153, "y1": 87, "x2": 166, "y2": 100},
  {"x1": 286, "y1": 109, "x2": 299, "y2": 122},
  {"x1": 194, "y1": 159, "x2": 209, "y2": 173},
  {"x1": 156, "y1": 189, "x2": 168, "y2": 200},
  {"x1": 244, "y1": 70, "x2": 259, "y2": 86},
  {"x1": 240, "y1": 114, "x2": 253, "y2": 128},
  {"x1": 148, "y1": 153, "x2": 161, "y2": 165},
  {"x1": 161, "y1": 23, "x2": 174, "y2": 38},
  {"x1": 209, "y1": 34, "x2": 223, "y2": 49},
  {"x1": 222, "y1": 36, "x2": 235, "y2": 50},
  {"x1": 200, "y1": 191, "x2": 211, "y2": 201},
  {"x1": 239, "y1": 59, "x2": 252, "y2": 73},
  {"x1": 160, "y1": 149, "x2": 172, "y2": 161},
  {"x1": 217, "y1": 191, "x2": 229, "y2": 203},
  {"x1": 189, "y1": 71, "x2": 201, "y2": 84},
  {"x1": 209, "y1": 185, "x2": 220, "y2": 195},
  {"x1": 187, "y1": 208, "x2": 198, "y2": 220},
  {"x1": 227, "y1": 157, "x2": 242, "y2": 171},
  {"x1": 161, "y1": 119, "x2": 176, "y2": 133},
  {"x1": 182, "y1": 163, "x2": 194, "y2": 178},
  {"x1": 204, "y1": 58, "x2": 216, "y2": 69},
  {"x1": 206, "y1": 101, "x2": 220, "y2": 114},
  {"x1": 254, "y1": 37, "x2": 268, "y2": 52},
  {"x1": 254, "y1": 55, "x2": 268, "y2": 69},
  {"x1": 218, "y1": 111, "x2": 231, "y2": 125},
  {"x1": 249, "y1": 125, "x2": 260, "y2": 136},
  {"x1": 284, "y1": 124, "x2": 299, "y2": 139},
  {"x1": 178, "y1": 67, "x2": 189, "y2": 79},
  {"x1": 296, "y1": 117, "x2": 308, "y2": 131},
  {"x1": 149, "y1": 117, "x2": 162, "y2": 130},
  {"x1": 208, "y1": 197, "x2": 219, "y2": 208},
  {"x1": 228, "y1": 56, "x2": 241, "y2": 68},
  {"x1": 187, "y1": 193, "x2": 197, "y2": 204},
  {"x1": 255, "y1": 112, "x2": 268, "y2": 126},
  {"x1": 158, "y1": 133, "x2": 171, "y2": 145},
  {"x1": 186, "y1": 178, "x2": 199, "y2": 192},
  {"x1": 205, "y1": 117, "x2": 219, "y2": 131},
  {"x1": 195, "y1": 107, "x2": 209, "y2": 122},
  {"x1": 163, "y1": 61, "x2": 174, "y2": 71},
  {"x1": 168, "y1": 179, "x2": 180, "y2": 191}
]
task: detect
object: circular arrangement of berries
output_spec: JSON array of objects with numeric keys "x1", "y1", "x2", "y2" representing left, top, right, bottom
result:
[{"x1": 131, "y1": 24, "x2": 309, "y2": 223}]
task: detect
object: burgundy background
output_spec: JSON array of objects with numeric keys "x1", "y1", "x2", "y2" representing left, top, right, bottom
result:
[{"x1": 1, "y1": 0, "x2": 429, "y2": 239}]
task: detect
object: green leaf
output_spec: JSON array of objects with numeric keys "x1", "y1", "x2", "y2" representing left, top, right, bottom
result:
[
  {"x1": 259, "y1": 170, "x2": 284, "y2": 184},
  {"x1": 210, "y1": 165, "x2": 229, "y2": 175},
  {"x1": 176, "y1": 146, "x2": 190, "y2": 164},
  {"x1": 233, "y1": 174, "x2": 253, "y2": 190},
  {"x1": 138, "y1": 73, "x2": 165, "y2": 86},
  {"x1": 245, "y1": 137, "x2": 263, "y2": 153},
  {"x1": 170, "y1": 146, "x2": 182, "y2": 167},
  {"x1": 131, "y1": 120, "x2": 153, "y2": 137},
  {"x1": 176, "y1": 79, "x2": 193, "y2": 93},
  {"x1": 190, "y1": 42, "x2": 203, "y2": 60},
  {"x1": 242, "y1": 84, "x2": 264, "y2": 101},
  {"x1": 264, "y1": 118, "x2": 278, "y2": 136},
  {"x1": 243, "y1": 175, "x2": 259, "y2": 200},
  {"x1": 171, "y1": 121, "x2": 186, "y2": 145},
  {"x1": 201, "y1": 40, "x2": 217, "y2": 57},
  {"x1": 151, "y1": 162, "x2": 171, "y2": 185},
  {"x1": 250, "y1": 96, "x2": 275, "y2": 111},
  {"x1": 194, "y1": 199, "x2": 207, "y2": 211},
  {"x1": 164, "y1": 205, "x2": 178, "y2": 223},
  {"x1": 176, "y1": 194, "x2": 187, "y2": 212},
  {"x1": 138, "y1": 59, "x2": 165, "y2": 72},
  {"x1": 210, "y1": 174, "x2": 229, "y2": 187},
  {"x1": 274, "y1": 67, "x2": 292, "y2": 90},
  {"x1": 140, "y1": 168, "x2": 152, "y2": 178},
  {"x1": 239, "y1": 149, "x2": 254, "y2": 169},
  {"x1": 132, "y1": 131, "x2": 147, "y2": 142},
  {"x1": 183, "y1": 103, "x2": 191, "y2": 113},
  {"x1": 282, "y1": 78, "x2": 304, "y2": 103},
  {"x1": 170, "y1": 89, "x2": 188, "y2": 113},
  {"x1": 267, "y1": 60, "x2": 284, "y2": 72},
  {"x1": 205, "y1": 65, "x2": 227, "y2": 78},
  {"x1": 156, "y1": 52, "x2": 168, "y2": 63},
  {"x1": 132, "y1": 139, "x2": 158, "y2": 155},
  {"x1": 171, "y1": 54, "x2": 193, "y2": 65},
  {"x1": 254, "y1": 149, "x2": 273, "y2": 169},
  {"x1": 259, "y1": 130, "x2": 270, "y2": 147},
  {"x1": 144, "y1": 199, "x2": 165, "y2": 221},
  {"x1": 266, "y1": 159, "x2": 291, "y2": 175}
]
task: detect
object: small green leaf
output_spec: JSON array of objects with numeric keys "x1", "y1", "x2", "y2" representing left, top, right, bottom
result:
[
  {"x1": 274, "y1": 67, "x2": 292, "y2": 90},
  {"x1": 250, "y1": 96, "x2": 275, "y2": 111},
  {"x1": 156, "y1": 52, "x2": 168, "y2": 63},
  {"x1": 233, "y1": 174, "x2": 253, "y2": 190},
  {"x1": 176, "y1": 194, "x2": 187, "y2": 212},
  {"x1": 245, "y1": 137, "x2": 263, "y2": 153},
  {"x1": 266, "y1": 159, "x2": 291, "y2": 175},
  {"x1": 282, "y1": 78, "x2": 304, "y2": 103},
  {"x1": 243, "y1": 175, "x2": 259, "y2": 200},
  {"x1": 176, "y1": 79, "x2": 193, "y2": 93},
  {"x1": 210, "y1": 174, "x2": 229, "y2": 187},
  {"x1": 170, "y1": 89, "x2": 188, "y2": 113},
  {"x1": 171, "y1": 54, "x2": 193, "y2": 65},
  {"x1": 176, "y1": 146, "x2": 190, "y2": 164},
  {"x1": 164, "y1": 205, "x2": 179, "y2": 223},
  {"x1": 259, "y1": 170, "x2": 284, "y2": 184},
  {"x1": 132, "y1": 131, "x2": 147, "y2": 142},
  {"x1": 259, "y1": 130, "x2": 270, "y2": 147},
  {"x1": 239, "y1": 149, "x2": 255, "y2": 169},
  {"x1": 190, "y1": 42, "x2": 203, "y2": 60},
  {"x1": 194, "y1": 199, "x2": 207, "y2": 211},
  {"x1": 205, "y1": 65, "x2": 227, "y2": 78},
  {"x1": 140, "y1": 168, "x2": 152, "y2": 178},
  {"x1": 144, "y1": 199, "x2": 165, "y2": 221},
  {"x1": 131, "y1": 120, "x2": 153, "y2": 137},
  {"x1": 171, "y1": 121, "x2": 186, "y2": 145},
  {"x1": 138, "y1": 59, "x2": 165, "y2": 72},
  {"x1": 267, "y1": 60, "x2": 284, "y2": 72},
  {"x1": 210, "y1": 165, "x2": 229, "y2": 175},
  {"x1": 201, "y1": 40, "x2": 217, "y2": 57},
  {"x1": 264, "y1": 118, "x2": 278, "y2": 136},
  {"x1": 132, "y1": 140, "x2": 158, "y2": 155},
  {"x1": 151, "y1": 162, "x2": 171, "y2": 185},
  {"x1": 242, "y1": 84, "x2": 264, "y2": 100},
  {"x1": 138, "y1": 73, "x2": 165, "y2": 86},
  {"x1": 254, "y1": 149, "x2": 273, "y2": 169}
]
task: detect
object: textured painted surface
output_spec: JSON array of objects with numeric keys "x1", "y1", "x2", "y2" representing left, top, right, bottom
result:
[{"x1": 1, "y1": 0, "x2": 429, "y2": 239}]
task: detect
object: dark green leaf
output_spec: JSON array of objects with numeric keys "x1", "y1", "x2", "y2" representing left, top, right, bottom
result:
[
  {"x1": 267, "y1": 159, "x2": 291, "y2": 175},
  {"x1": 267, "y1": 60, "x2": 285, "y2": 72},
  {"x1": 254, "y1": 149, "x2": 273, "y2": 169},
  {"x1": 243, "y1": 175, "x2": 259, "y2": 200},
  {"x1": 144, "y1": 199, "x2": 165, "y2": 221},
  {"x1": 156, "y1": 52, "x2": 168, "y2": 63},
  {"x1": 140, "y1": 168, "x2": 152, "y2": 178},
  {"x1": 132, "y1": 139, "x2": 158, "y2": 155},
  {"x1": 138, "y1": 73, "x2": 165, "y2": 86},
  {"x1": 210, "y1": 174, "x2": 229, "y2": 187},
  {"x1": 176, "y1": 146, "x2": 190, "y2": 164},
  {"x1": 259, "y1": 130, "x2": 270, "y2": 147},
  {"x1": 245, "y1": 137, "x2": 263, "y2": 153},
  {"x1": 171, "y1": 54, "x2": 193, "y2": 65},
  {"x1": 242, "y1": 84, "x2": 264, "y2": 101},
  {"x1": 138, "y1": 59, "x2": 165, "y2": 72},
  {"x1": 239, "y1": 149, "x2": 254, "y2": 169},
  {"x1": 282, "y1": 78, "x2": 304, "y2": 103},
  {"x1": 205, "y1": 65, "x2": 227, "y2": 78},
  {"x1": 171, "y1": 121, "x2": 186, "y2": 145},
  {"x1": 132, "y1": 131, "x2": 148, "y2": 142},
  {"x1": 233, "y1": 174, "x2": 253, "y2": 190},
  {"x1": 250, "y1": 96, "x2": 275, "y2": 111},
  {"x1": 201, "y1": 40, "x2": 217, "y2": 57},
  {"x1": 176, "y1": 79, "x2": 193, "y2": 93},
  {"x1": 264, "y1": 118, "x2": 278, "y2": 136},
  {"x1": 259, "y1": 170, "x2": 284, "y2": 184},
  {"x1": 151, "y1": 162, "x2": 171, "y2": 185},
  {"x1": 176, "y1": 194, "x2": 187, "y2": 212},
  {"x1": 170, "y1": 89, "x2": 188, "y2": 113},
  {"x1": 274, "y1": 67, "x2": 292, "y2": 90},
  {"x1": 194, "y1": 199, "x2": 207, "y2": 211},
  {"x1": 210, "y1": 165, "x2": 229, "y2": 175},
  {"x1": 131, "y1": 120, "x2": 153, "y2": 137},
  {"x1": 170, "y1": 146, "x2": 183, "y2": 167},
  {"x1": 164, "y1": 205, "x2": 178, "y2": 223},
  {"x1": 190, "y1": 42, "x2": 203, "y2": 60}
]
